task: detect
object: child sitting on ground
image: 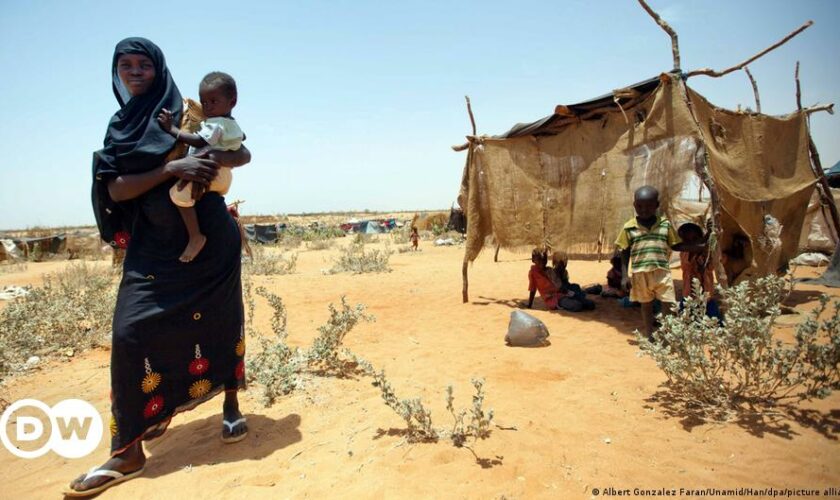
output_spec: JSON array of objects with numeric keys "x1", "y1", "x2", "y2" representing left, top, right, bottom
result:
[
  {"x1": 677, "y1": 222, "x2": 722, "y2": 320},
  {"x1": 157, "y1": 71, "x2": 244, "y2": 262},
  {"x1": 602, "y1": 254, "x2": 626, "y2": 298},
  {"x1": 616, "y1": 186, "x2": 693, "y2": 339},
  {"x1": 527, "y1": 249, "x2": 559, "y2": 310},
  {"x1": 547, "y1": 251, "x2": 595, "y2": 312}
]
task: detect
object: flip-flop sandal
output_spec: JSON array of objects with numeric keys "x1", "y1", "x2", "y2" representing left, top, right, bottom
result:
[
  {"x1": 221, "y1": 417, "x2": 248, "y2": 444},
  {"x1": 63, "y1": 466, "x2": 145, "y2": 497}
]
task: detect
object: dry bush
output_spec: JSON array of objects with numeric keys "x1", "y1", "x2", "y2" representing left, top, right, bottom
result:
[
  {"x1": 0, "y1": 262, "x2": 117, "y2": 378},
  {"x1": 244, "y1": 284, "x2": 374, "y2": 406},
  {"x1": 244, "y1": 284, "x2": 301, "y2": 405},
  {"x1": 446, "y1": 378, "x2": 495, "y2": 447},
  {"x1": 372, "y1": 372, "x2": 495, "y2": 446},
  {"x1": 306, "y1": 239, "x2": 335, "y2": 251},
  {"x1": 306, "y1": 297, "x2": 375, "y2": 376},
  {"x1": 0, "y1": 262, "x2": 28, "y2": 275},
  {"x1": 390, "y1": 225, "x2": 411, "y2": 245},
  {"x1": 373, "y1": 370, "x2": 437, "y2": 442},
  {"x1": 328, "y1": 240, "x2": 392, "y2": 274},
  {"x1": 638, "y1": 276, "x2": 840, "y2": 415},
  {"x1": 277, "y1": 233, "x2": 303, "y2": 249},
  {"x1": 244, "y1": 246, "x2": 297, "y2": 276}
]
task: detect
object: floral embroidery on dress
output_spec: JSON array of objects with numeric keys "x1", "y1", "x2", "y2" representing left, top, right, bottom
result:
[
  {"x1": 189, "y1": 379, "x2": 212, "y2": 399},
  {"x1": 143, "y1": 395, "x2": 164, "y2": 419},
  {"x1": 235, "y1": 360, "x2": 245, "y2": 380},
  {"x1": 110, "y1": 415, "x2": 118, "y2": 437},
  {"x1": 141, "y1": 357, "x2": 162, "y2": 394},
  {"x1": 189, "y1": 344, "x2": 210, "y2": 375}
]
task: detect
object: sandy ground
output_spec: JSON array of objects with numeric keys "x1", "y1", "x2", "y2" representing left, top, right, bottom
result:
[{"x1": 1, "y1": 241, "x2": 839, "y2": 499}]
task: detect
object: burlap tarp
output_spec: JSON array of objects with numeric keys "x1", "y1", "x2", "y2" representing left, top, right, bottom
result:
[
  {"x1": 798, "y1": 188, "x2": 840, "y2": 253},
  {"x1": 459, "y1": 74, "x2": 817, "y2": 283}
]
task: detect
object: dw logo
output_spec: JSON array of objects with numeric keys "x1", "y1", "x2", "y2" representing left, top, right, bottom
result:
[{"x1": 0, "y1": 399, "x2": 103, "y2": 459}]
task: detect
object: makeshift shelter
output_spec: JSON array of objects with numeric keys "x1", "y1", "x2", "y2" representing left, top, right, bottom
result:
[
  {"x1": 454, "y1": 5, "x2": 837, "y2": 301},
  {"x1": 798, "y1": 188, "x2": 840, "y2": 253},
  {"x1": 357, "y1": 220, "x2": 384, "y2": 234},
  {"x1": 447, "y1": 206, "x2": 467, "y2": 234},
  {"x1": 244, "y1": 224, "x2": 279, "y2": 244}
]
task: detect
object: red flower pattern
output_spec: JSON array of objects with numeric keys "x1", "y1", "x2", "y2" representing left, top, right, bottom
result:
[
  {"x1": 189, "y1": 357, "x2": 210, "y2": 376},
  {"x1": 114, "y1": 231, "x2": 131, "y2": 249},
  {"x1": 143, "y1": 395, "x2": 164, "y2": 419},
  {"x1": 235, "y1": 361, "x2": 245, "y2": 380}
]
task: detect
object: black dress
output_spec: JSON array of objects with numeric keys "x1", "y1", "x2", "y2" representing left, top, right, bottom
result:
[{"x1": 108, "y1": 182, "x2": 245, "y2": 454}]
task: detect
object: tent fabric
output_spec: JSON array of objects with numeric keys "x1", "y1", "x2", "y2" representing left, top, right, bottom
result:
[
  {"x1": 798, "y1": 188, "x2": 840, "y2": 253},
  {"x1": 244, "y1": 224, "x2": 279, "y2": 244},
  {"x1": 459, "y1": 73, "x2": 817, "y2": 284}
]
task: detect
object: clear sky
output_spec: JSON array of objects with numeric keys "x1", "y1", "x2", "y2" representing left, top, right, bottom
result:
[{"x1": 1, "y1": 0, "x2": 838, "y2": 230}]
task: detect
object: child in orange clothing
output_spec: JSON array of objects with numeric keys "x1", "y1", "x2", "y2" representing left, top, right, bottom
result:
[
  {"x1": 677, "y1": 222, "x2": 721, "y2": 320},
  {"x1": 527, "y1": 249, "x2": 560, "y2": 310}
]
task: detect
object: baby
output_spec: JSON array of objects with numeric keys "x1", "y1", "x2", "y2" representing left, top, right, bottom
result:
[{"x1": 157, "y1": 71, "x2": 244, "y2": 262}]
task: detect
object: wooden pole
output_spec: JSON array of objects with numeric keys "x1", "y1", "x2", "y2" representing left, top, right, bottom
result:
[
  {"x1": 795, "y1": 61, "x2": 802, "y2": 110},
  {"x1": 744, "y1": 66, "x2": 761, "y2": 113},
  {"x1": 462, "y1": 96, "x2": 477, "y2": 303},
  {"x1": 795, "y1": 64, "x2": 840, "y2": 245},
  {"x1": 462, "y1": 259, "x2": 469, "y2": 303},
  {"x1": 676, "y1": 77, "x2": 729, "y2": 288},
  {"x1": 637, "y1": 0, "x2": 681, "y2": 71},
  {"x1": 687, "y1": 20, "x2": 813, "y2": 78}
]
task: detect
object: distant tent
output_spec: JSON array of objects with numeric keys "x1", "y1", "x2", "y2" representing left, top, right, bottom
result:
[
  {"x1": 826, "y1": 160, "x2": 840, "y2": 188},
  {"x1": 357, "y1": 221, "x2": 384, "y2": 234},
  {"x1": 0, "y1": 234, "x2": 67, "y2": 261},
  {"x1": 244, "y1": 224, "x2": 279, "y2": 244}
]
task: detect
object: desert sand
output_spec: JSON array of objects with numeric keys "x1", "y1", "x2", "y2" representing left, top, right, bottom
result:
[{"x1": 1, "y1": 241, "x2": 839, "y2": 499}]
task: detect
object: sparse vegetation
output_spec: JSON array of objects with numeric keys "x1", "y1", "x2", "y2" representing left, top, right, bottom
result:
[
  {"x1": 306, "y1": 238, "x2": 335, "y2": 251},
  {"x1": 306, "y1": 297, "x2": 375, "y2": 376},
  {"x1": 328, "y1": 239, "x2": 392, "y2": 274},
  {"x1": 638, "y1": 276, "x2": 840, "y2": 416},
  {"x1": 0, "y1": 262, "x2": 28, "y2": 275},
  {"x1": 243, "y1": 284, "x2": 497, "y2": 449},
  {"x1": 373, "y1": 370, "x2": 438, "y2": 442},
  {"x1": 0, "y1": 262, "x2": 117, "y2": 379},
  {"x1": 244, "y1": 246, "x2": 297, "y2": 275},
  {"x1": 244, "y1": 284, "x2": 375, "y2": 405},
  {"x1": 372, "y1": 371, "x2": 495, "y2": 445}
]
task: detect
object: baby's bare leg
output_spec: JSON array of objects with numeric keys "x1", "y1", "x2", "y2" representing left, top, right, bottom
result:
[{"x1": 178, "y1": 206, "x2": 207, "y2": 262}]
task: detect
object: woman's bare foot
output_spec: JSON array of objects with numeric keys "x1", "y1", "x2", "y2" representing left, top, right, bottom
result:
[
  {"x1": 67, "y1": 442, "x2": 146, "y2": 494},
  {"x1": 179, "y1": 234, "x2": 207, "y2": 263}
]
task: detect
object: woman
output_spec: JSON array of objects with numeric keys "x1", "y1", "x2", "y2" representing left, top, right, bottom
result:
[{"x1": 67, "y1": 38, "x2": 251, "y2": 496}]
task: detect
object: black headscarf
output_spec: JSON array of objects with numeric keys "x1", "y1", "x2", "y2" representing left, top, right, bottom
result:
[{"x1": 92, "y1": 37, "x2": 183, "y2": 244}]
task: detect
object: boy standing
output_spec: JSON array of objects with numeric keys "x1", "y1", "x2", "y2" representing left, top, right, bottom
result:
[{"x1": 615, "y1": 186, "x2": 681, "y2": 339}]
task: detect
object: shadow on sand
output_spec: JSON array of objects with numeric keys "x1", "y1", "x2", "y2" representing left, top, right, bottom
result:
[{"x1": 142, "y1": 413, "x2": 303, "y2": 479}]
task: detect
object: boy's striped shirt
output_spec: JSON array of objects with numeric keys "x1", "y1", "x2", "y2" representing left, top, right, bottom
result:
[{"x1": 615, "y1": 216, "x2": 680, "y2": 274}]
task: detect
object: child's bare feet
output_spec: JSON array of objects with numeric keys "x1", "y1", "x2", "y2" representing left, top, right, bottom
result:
[{"x1": 180, "y1": 234, "x2": 207, "y2": 262}]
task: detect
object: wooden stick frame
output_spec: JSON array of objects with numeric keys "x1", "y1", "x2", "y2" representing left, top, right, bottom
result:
[
  {"x1": 637, "y1": 0, "x2": 680, "y2": 71},
  {"x1": 687, "y1": 21, "x2": 813, "y2": 78},
  {"x1": 795, "y1": 64, "x2": 840, "y2": 247},
  {"x1": 744, "y1": 66, "x2": 761, "y2": 113},
  {"x1": 462, "y1": 96, "x2": 477, "y2": 303}
]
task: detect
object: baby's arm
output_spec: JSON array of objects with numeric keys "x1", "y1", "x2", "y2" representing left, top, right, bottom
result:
[{"x1": 157, "y1": 108, "x2": 209, "y2": 148}]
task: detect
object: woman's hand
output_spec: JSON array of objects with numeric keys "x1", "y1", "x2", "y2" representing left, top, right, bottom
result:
[
  {"x1": 196, "y1": 145, "x2": 251, "y2": 168},
  {"x1": 165, "y1": 156, "x2": 219, "y2": 186}
]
